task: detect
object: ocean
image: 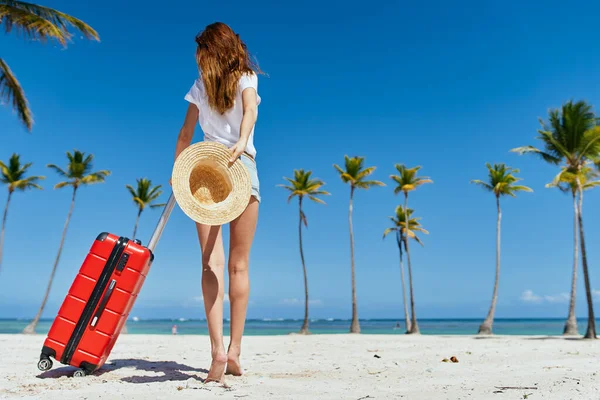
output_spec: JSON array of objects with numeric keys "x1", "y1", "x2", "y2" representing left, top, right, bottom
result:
[{"x1": 0, "y1": 318, "x2": 596, "y2": 336}]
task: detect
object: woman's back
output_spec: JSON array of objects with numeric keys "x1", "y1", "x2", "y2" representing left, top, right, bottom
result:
[{"x1": 184, "y1": 72, "x2": 261, "y2": 158}]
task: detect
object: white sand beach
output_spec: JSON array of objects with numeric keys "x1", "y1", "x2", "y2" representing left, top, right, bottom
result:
[{"x1": 1, "y1": 334, "x2": 599, "y2": 400}]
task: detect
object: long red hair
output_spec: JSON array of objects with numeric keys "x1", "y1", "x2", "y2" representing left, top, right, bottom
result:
[{"x1": 195, "y1": 22, "x2": 262, "y2": 114}]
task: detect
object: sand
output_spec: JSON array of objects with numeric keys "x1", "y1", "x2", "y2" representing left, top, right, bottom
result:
[{"x1": 1, "y1": 333, "x2": 599, "y2": 399}]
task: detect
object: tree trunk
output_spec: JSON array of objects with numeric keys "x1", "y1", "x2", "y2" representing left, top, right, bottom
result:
[
  {"x1": 404, "y1": 193, "x2": 419, "y2": 334},
  {"x1": 299, "y1": 197, "x2": 310, "y2": 334},
  {"x1": 0, "y1": 190, "x2": 13, "y2": 276},
  {"x1": 132, "y1": 208, "x2": 142, "y2": 240},
  {"x1": 397, "y1": 231, "x2": 411, "y2": 333},
  {"x1": 478, "y1": 195, "x2": 501, "y2": 335},
  {"x1": 563, "y1": 191, "x2": 579, "y2": 336},
  {"x1": 23, "y1": 187, "x2": 77, "y2": 334},
  {"x1": 349, "y1": 186, "x2": 360, "y2": 333},
  {"x1": 576, "y1": 178, "x2": 596, "y2": 339}
]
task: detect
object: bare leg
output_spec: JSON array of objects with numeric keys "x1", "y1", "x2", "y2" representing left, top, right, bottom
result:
[
  {"x1": 226, "y1": 197, "x2": 259, "y2": 376},
  {"x1": 196, "y1": 223, "x2": 228, "y2": 383}
]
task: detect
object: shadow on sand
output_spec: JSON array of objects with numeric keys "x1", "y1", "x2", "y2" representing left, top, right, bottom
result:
[
  {"x1": 470, "y1": 335, "x2": 588, "y2": 341},
  {"x1": 522, "y1": 336, "x2": 587, "y2": 341},
  {"x1": 36, "y1": 366, "x2": 105, "y2": 379},
  {"x1": 36, "y1": 359, "x2": 208, "y2": 383},
  {"x1": 108, "y1": 359, "x2": 209, "y2": 383}
]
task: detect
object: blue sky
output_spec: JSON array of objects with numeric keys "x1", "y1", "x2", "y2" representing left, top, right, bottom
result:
[{"x1": 1, "y1": 0, "x2": 600, "y2": 321}]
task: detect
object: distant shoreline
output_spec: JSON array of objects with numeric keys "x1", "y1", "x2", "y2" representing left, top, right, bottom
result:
[{"x1": 2, "y1": 317, "x2": 598, "y2": 336}]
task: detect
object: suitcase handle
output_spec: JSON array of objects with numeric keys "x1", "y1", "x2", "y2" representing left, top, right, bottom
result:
[
  {"x1": 147, "y1": 192, "x2": 176, "y2": 254},
  {"x1": 90, "y1": 279, "x2": 117, "y2": 327}
]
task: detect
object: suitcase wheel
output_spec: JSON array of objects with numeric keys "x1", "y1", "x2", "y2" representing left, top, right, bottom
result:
[
  {"x1": 37, "y1": 358, "x2": 53, "y2": 372},
  {"x1": 73, "y1": 369, "x2": 87, "y2": 378}
]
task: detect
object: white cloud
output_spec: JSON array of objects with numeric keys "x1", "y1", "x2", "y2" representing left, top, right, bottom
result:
[
  {"x1": 520, "y1": 290, "x2": 542, "y2": 304},
  {"x1": 520, "y1": 290, "x2": 569, "y2": 305},
  {"x1": 281, "y1": 298, "x2": 323, "y2": 306},
  {"x1": 593, "y1": 290, "x2": 600, "y2": 300},
  {"x1": 544, "y1": 293, "x2": 569, "y2": 304},
  {"x1": 190, "y1": 294, "x2": 229, "y2": 303}
]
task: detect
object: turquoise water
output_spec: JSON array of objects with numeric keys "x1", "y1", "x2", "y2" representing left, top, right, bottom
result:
[{"x1": 1, "y1": 318, "x2": 597, "y2": 336}]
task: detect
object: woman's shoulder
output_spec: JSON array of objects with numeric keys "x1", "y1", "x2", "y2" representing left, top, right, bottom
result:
[{"x1": 239, "y1": 71, "x2": 258, "y2": 91}]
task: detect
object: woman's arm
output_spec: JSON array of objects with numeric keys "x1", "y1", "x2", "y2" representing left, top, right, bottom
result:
[
  {"x1": 170, "y1": 104, "x2": 198, "y2": 186},
  {"x1": 175, "y1": 104, "x2": 199, "y2": 160},
  {"x1": 229, "y1": 87, "x2": 258, "y2": 162}
]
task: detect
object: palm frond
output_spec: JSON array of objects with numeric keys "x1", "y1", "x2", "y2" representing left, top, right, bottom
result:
[
  {"x1": 46, "y1": 163, "x2": 66, "y2": 176},
  {"x1": 125, "y1": 184, "x2": 137, "y2": 198},
  {"x1": 81, "y1": 171, "x2": 109, "y2": 184},
  {"x1": 577, "y1": 126, "x2": 600, "y2": 163},
  {"x1": 510, "y1": 145, "x2": 561, "y2": 164},
  {"x1": 12, "y1": 175, "x2": 45, "y2": 191},
  {"x1": 276, "y1": 183, "x2": 295, "y2": 191},
  {"x1": 150, "y1": 202, "x2": 166, "y2": 208},
  {"x1": 0, "y1": 160, "x2": 8, "y2": 178},
  {"x1": 333, "y1": 164, "x2": 345, "y2": 176},
  {"x1": 308, "y1": 195, "x2": 326, "y2": 205},
  {"x1": 355, "y1": 166, "x2": 376, "y2": 180},
  {"x1": 300, "y1": 209, "x2": 308, "y2": 227},
  {"x1": 280, "y1": 169, "x2": 328, "y2": 205},
  {"x1": 382, "y1": 227, "x2": 397, "y2": 239},
  {"x1": 0, "y1": 1, "x2": 100, "y2": 46},
  {"x1": 413, "y1": 235, "x2": 425, "y2": 247},
  {"x1": 0, "y1": 4, "x2": 69, "y2": 44},
  {"x1": 470, "y1": 179, "x2": 493, "y2": 191},
  {"x1": 548, "y1": 165, "x2": 600, "y2": 194},
  {"x1": 473, "y1": 163, "x2": 532, "y2": 198},
  {"x1": 390, "y1": 164, "x2": 432, "y2": 195},
  {"x1": 511, "y1": 185, "x2": 534, "y2": 193},
  {"x1": 583, "y1": 180, "x2": 600, "y2": 190},
  {"x1": 132, "y1": 197, "x2": 144, "y2": 208},
  {"x1": 54, "y1": 180, "x2": 71, "y2": 189},
  {"x1": 355, "y1": 179, "x2": 385, "y2": 189},
  {"x1": 148, "y1": 185, "x2": 162, "y2": 198},
  {"x1": 538, "y1": 130, "x2": 571, "y2": 163},
  {"x1": 0, "y1": 57, "x2": 32, "y2": 130}
]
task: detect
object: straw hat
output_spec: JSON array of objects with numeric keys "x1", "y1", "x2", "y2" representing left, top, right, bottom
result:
[{"x1": 171, "y1": 141, "x2": 252, "y2": 225}]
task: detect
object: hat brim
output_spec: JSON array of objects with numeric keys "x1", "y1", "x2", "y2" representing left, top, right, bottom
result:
[{"x1": 172, "y1": 141, "x2": 252, "y2": 225}]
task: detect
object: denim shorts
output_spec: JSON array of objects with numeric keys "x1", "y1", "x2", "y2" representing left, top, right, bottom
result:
[{"x1": 240, "y1": 154, "x2": 260, "y2": 202}]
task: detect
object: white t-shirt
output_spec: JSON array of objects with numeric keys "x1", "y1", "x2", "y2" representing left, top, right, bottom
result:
[{"x1": 184, "y1": 72, "x2": 261, "y2": 158}]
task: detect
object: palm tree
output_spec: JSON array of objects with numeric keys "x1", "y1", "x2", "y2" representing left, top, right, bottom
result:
[
  {"x1": 23, "y1": 150, "x2": 109, "y2": 334},
  {"x1": 383, "y1": 206, "x2": 429, "y2": 333},
  {"x1": 512, "y1": 99, "x2": 600, "y2": 339},
  {"x1": 471, "y1": 163, "x2": 532, "y2": 335},
  {"x1": 0, "y1": 153, "x2": 44, "y2": 275},
  {"x1": 0, "y1": 0, "x2": 99, "y2": 131},
  {"x1": 546, "y1": 165, "x2": 600, "y2": 335},
  {"x1": 126, "y1": 178, "x2": 166, "y2": 240},
  {"x1": 122, "y1": 178, "x2": 164, "y2": 334},
  {"x1": 334, "y1": 155, "x2": 385, "y2": 333},
  {"x1": 278, "y1": 169, "x2": 329, "y2": 334},
  {"x1": 389, "y1": 164, "x2": 432, "y2": 334}
]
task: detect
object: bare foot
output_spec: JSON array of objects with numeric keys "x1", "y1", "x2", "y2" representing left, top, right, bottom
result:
[
  {"x1": 226, "y1": 347, "x2": 244, "y2": 376},
  {"x1": 205, "y1": 351, "x2": 228, "y2": 383}
]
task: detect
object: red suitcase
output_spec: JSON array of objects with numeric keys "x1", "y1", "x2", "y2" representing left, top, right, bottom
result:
[{"x1": 36, "y1": 194, "x2": 175, "y2": 377}]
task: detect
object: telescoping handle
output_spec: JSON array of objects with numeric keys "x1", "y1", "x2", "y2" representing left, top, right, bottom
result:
[{"x1": 147, "y1": 192, "x2": 176, "y2": 254}]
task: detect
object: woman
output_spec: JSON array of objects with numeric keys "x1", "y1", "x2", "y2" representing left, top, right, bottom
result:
[{"x1": 173, "y1": 22, "x2": 262, "y2": 383}]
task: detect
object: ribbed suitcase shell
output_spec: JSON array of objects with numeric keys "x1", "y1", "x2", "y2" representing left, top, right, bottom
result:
[{"x1": 39, "y1": 232, "x2": 153, "y2": 375}]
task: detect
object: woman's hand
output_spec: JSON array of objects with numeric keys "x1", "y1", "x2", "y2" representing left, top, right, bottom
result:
[{"x1": 229, "y1": 138, "x2": 248, "y2": 163}]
